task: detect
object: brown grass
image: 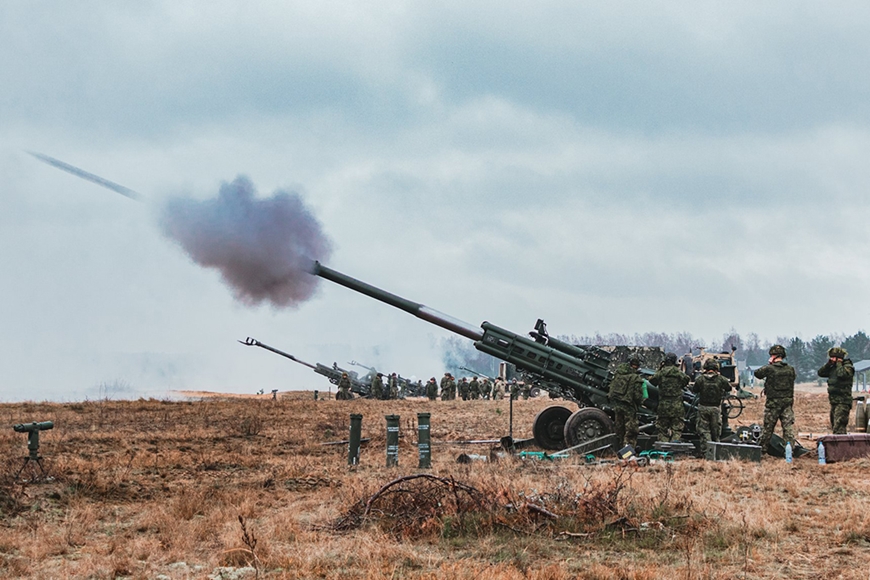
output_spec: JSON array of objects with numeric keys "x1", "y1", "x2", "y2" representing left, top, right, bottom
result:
[{"x1": 0, "y1": 391, "x2": 868, "y2": 579}]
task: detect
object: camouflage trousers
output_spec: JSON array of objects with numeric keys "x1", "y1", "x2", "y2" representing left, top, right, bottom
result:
[
  {"x1": 336, "y1": 388, "x2": 352, "y2": 400},
  {"x1": 655, "y1": 398, "x2": 684, "y2": 442},
  {"x1": 760, "y1": 398, "x2": 795, "y2": 453},
  {"x1": 829, "y1": 398, "x2": 852, "y2": 434},
  {"x1": 696, "y1": 404, "x2": 721, "y2": 458},
  {"x1": 612, "y1": 402, "x2": 639, "y2": 448}
]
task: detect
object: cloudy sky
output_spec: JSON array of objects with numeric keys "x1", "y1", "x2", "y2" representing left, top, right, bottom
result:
[{"x1": 2, "y1": 2, "x2": 869, "y2": 401}]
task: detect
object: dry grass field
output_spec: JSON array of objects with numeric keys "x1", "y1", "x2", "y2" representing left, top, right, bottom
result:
[{"x1": 1, "y1": 387, "x2": 869, "y2": 579}]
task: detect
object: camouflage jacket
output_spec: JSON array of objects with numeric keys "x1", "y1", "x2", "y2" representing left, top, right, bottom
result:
[
  {"x1": 608, "y1": 363, "x2": 645, "y2": 407},
  {"x1": 650, "y1": 365, "x2": 689, "y2": 399},
  {"x1": 754, "y1": 361, "x2": 796, "y2": 400},
  {"x1": 692, "y1": 372, "x2": 731, "y2": 407},
  {"x1": 818, "y1": 359, "x2": 855, "y2": 400},
  {"x1": 426, "y1": 380, "x2": 438, "y2": 397},
  {"x1": 338, "y1": 376, "x2": 351, "y2": 391}
]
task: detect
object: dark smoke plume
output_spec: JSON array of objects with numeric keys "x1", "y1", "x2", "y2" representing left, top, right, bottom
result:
[{"x1": 160, "y1": 176, "x2": 332, "y2": 308}]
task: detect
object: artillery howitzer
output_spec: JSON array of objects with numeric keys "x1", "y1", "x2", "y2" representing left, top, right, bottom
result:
[
  {"x1": 309, "y1": 261, "x2": 701, "y2": 450},
  {"x1": 348, "y1": 361, "x2": 425, "y2": 397},
  {"x1": 240, "y1": 337, "x2": 371, "y2": 398}
]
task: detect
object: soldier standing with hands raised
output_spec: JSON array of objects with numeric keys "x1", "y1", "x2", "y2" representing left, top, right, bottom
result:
[{"x1": 818, "y1": 347, "x2": 855, "y2": 434}]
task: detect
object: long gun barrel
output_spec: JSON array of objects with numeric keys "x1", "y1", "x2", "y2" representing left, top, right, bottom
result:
[
  {"x1": 459, "y1": 366, "x2": 494, "y2": 381},
  {"x1": 312, "y1": 262, "x2": 484, "y2": 341},
  {"x1": 240, "y1": 337, "x2": 370, "y2": 397},
  {"x1": 310, "y1": 261, "x2": 617, "y2": 408}
]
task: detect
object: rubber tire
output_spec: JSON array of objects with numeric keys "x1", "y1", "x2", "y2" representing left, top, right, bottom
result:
[
  {"x1": 532, "y1": 406, "x2": 572, "y2": 450},
  {"x1": 563, "y1": 408, "x2": 615, "y2": 448}
]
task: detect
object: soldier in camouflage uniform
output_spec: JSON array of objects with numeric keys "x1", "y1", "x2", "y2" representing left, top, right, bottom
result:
[
  {"x1": 426, "y1": 377, "x2": 438, "y2": 401},
  {"x1": 481, "y1": 378, "x2": 492, "y2": 400},
  {"x1": 469, "y1": 377, "x2": 481, "y2": 400},
  {"x1": 649, "y1": 352, "x2": 689, "y2": 442},
  {"x1": 458, "y1": 377, "x2": 470, "y2": 400},
  {"x1": 388, "y1": 373, "x2": 399, "y2": 400},
  {"x1": 370, "y1": 373, "x2": 385, "y2": 400},
  {"x1": 754, "y1": 344, "x2": 797, "y2": 453},
  {"x1": 818, "y1": 347, "x2": 855, "y2": 434},
  {"x1": 608, "y1": 357, "x2": 645, "y2": 448},
  {"x1": 440, "y1": 373, "x2": 456, "y2": 401},
  {"x1": 509, "y1": 379, "x2": 520, "y2": 400},
  {"x1": 493, "y1": 378, "x2": 505, "y2": 400},
  {"x1": 336, "y1": 372, "x2": 353, "y2": 400},
  {"x1": 692, "y1": 359, "x2": 732, "y2": 458}
]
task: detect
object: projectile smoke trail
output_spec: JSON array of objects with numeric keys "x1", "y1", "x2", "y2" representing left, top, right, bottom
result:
[
  {"x1": 29, "y1": 152, "x2": 332, "y2": 308},
  {"x1": 159, "y1": 176, "x2": 332, "y2": 308},
  {"x1": 28, "y1": 152, "x2": 143, "y2": 201}
]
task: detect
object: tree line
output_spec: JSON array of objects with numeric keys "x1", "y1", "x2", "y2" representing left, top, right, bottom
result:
[{"x1": 442, "y1": 330, "x2": 870, "y2": 384}]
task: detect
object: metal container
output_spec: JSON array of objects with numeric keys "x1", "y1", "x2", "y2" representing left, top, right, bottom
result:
[{"x1": 817, "y1": 434, "x2": 870, "y2": 462}]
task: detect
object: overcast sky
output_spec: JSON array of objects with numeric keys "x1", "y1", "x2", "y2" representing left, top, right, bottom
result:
[{"x1": 3, "y1": 2, "x2": 870, "y2": 401}]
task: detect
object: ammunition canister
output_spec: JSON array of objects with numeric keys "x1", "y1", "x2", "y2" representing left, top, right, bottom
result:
[
  {"x1": 417, "y1": 412, "x2": 431, "y2": 469},
  {"x1": 348, "y1": 414, "x2": 363, "y2": 466},
  {"x1": 385, "y1": 414, "x2": 400, "y2": 467}
]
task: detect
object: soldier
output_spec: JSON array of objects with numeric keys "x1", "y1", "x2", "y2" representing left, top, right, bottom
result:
[
  {"x1": 520, "y1": 381, "x2": 531, "y2": 400},
  {"x1": 509, "y1": 379, "x2": 520, "y2": 400},
  {"x1": 440, "y1": 373, "x2": 457, "y2": 401},
  {"x1": 426, "y1": 377, "x2": 438, "y2": 401},
  {"x1": 469, "y1": 377, "x2": 481, "y2": 400},
  {"x1": 818, "y1": 347, "x2": 855, "y2": 434},
  {"x1": 649, "y1": 352, "x2": 689, "y2": 442},
  {"x1": 608, "y1": 357, "x2": 645, "y2": 449},
  {"x1": 692, "y1": 359, "x2": 732, "y2": 458},
  {"x1": 458, "y1": 377, "x2": 470, "y2": 401},
  {"x1": 336, "y1": 372, "x2": 353, "y2": 400},
  {"x1": 388, "y1": 373, "x2": 399, "y2": 400},
  {"x1": 481, "y1": 378, "x2": 492, "y2": 400},
  {"x1": 493, "y1": 378, "x2": 505, "y2": 400},
  {"x1": 754, "y1": 344, "x2": 797, "y2": 453},
  {"x1": 371, "y1": 372, "x2": 385, "y2": 400}
]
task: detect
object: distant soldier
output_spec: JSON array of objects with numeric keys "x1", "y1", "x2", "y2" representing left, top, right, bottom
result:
[
  {"x1": 509, "y1": 379, "x2": 520, "y2": 400},
  {"x1": 692, "y1": 359, "x2": 731, "y2": 457},
  {"x1": 754, "y1": 344, "x2": 797, "y2": 453},
  {"x1": 413, "y1": 380, "x2": 423, "y2": 398},
  {"x1": 440, "y1": 373, "x2": 450, "y2": 401},
  {"x1": 520, "y1": 381, "x2": 531, "y2": 400},
  {"x1": 608, "y1": 357, "x2": 645, "y2": 449},
  {"x1": 469, "y1": 377, "x2": 481, "y2": 400},
  {"x1": 493, "y1": 378, "x2": 506, "y2": 400},
  {"x1": 818, "y1": 347, "x2": 855, "y2": 434},
  {"x1": 649, "y1": 352, "x2": 689, "y2": 442},
  {"x1": 388, "y1": 373, "x2": 399, "y2": 400},
  {"x1": 481, "y1": 378, "x2": 492, "y2": 400},
  {"x1": 371, "y1": 373, "x2": 385, "y2": 400},
  {"x1": 458, "y1": 377, "x2": 470, "y2": 401},
  {"x1": 336, "y1": 372, "x2": 353, "y2": 400},
  {"x1": 426, "y1": 377, "x2": 438, "y2": 401}
]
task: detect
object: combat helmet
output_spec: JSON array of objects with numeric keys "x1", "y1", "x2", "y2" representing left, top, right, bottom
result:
[
  {"x1": 769, "y1": 344, "x2": 786, "y2": 358},
  {"x1": 628, "y1": 357, "x2": 642, "y2": 368},
  {"x1": 828, "y1": 346, "x2": 848, "y2": 359},
  {"x1": 663, "y1": 352, "x2": 678, "y2": 366},
  {"x1": 703, "y1": 359, "x2": 719, "y2": 371}
]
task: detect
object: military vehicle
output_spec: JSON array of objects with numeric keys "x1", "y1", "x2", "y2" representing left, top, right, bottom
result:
[
  {"x1": 239, "y1": 337, "x2": 372, "y2": 398},
  {"x1": 307, "y1": 261, "x2": 701, "y2": 450}
]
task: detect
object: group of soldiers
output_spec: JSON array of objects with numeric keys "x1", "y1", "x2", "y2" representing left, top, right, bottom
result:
[
  {"x1": 427, "y1": 374, "x2": 529, "y2": 401},
  {"x1": 608, "y1": 344, "x2": 856, "y2": 457},
  {"x1": 335, "y1": 369, "x2": 536, "y2": 402}
]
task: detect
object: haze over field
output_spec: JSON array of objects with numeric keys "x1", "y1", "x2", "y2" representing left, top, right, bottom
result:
[{"x1": 2, "y1": 2, "x2": 870, "y2": 401}]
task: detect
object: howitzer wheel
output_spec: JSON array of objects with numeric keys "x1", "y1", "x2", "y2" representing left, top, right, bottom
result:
[
  {"x1": 563, "y1": 408, "x2": 614, "y2": 448},
  {"x1": 724, "y1": 394, "x2": 744, "y2": 419},
  {"x1": 532, "y1": 406, "x2": 572, "y2": 450}
]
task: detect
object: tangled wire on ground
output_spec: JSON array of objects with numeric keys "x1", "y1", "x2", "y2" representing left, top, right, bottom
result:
[{"x1": 331, "y1": 469, "x2": 645, "y2": 540}]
